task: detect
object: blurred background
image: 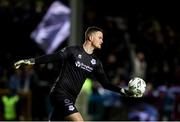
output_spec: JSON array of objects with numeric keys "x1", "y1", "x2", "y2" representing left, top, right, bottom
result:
[{"x1": 0, "y1": 0, "x2": 180, "y2": 121}]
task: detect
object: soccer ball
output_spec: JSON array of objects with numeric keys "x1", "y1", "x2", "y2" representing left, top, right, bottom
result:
[{"x1": 128, "y1": 77, "x2": 146, "y2": 97}]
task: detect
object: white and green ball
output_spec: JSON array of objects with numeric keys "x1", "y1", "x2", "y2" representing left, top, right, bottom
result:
[{"x1": 128, "y1": 77, "x2": 146, "y2": 97}]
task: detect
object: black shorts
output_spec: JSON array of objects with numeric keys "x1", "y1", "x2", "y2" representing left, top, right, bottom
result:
[{"x1": 49, "y1": 95, "x2": 78, "y2": 121}]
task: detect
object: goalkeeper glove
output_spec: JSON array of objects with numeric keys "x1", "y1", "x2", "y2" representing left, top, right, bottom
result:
[
  {"x1": 120, "y1": 88, "x2": 142, "y2": 98},
  {"x1": 14, "y1": 58, "x2": 35, "y2": 69}
]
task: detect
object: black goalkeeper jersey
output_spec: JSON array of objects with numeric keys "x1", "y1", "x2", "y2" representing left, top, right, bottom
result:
[{"x1": 34, "y1": 46, "x2": 122, "y2": 100}]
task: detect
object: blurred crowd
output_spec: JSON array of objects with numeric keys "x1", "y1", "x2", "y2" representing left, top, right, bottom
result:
[
  {"x1": 0, "y1": 0, "x2": 180, "y2": 121},
  {"x1": 82, "y1": 0, "x2": 180, "y2": 121}
]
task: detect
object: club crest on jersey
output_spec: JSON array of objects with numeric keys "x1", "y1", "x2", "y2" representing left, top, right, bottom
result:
[
  {"x1": 68, "y1": 105, "x2": 75, "y2": 111},
  {"x1": 91, "y1": 59, "x2": 96, "y2": 65}
]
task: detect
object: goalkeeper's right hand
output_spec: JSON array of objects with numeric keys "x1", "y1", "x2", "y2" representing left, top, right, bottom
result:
[
  {"x1": 120, "y1": 88, "x2": 142, "y2": 98},
  {"x1": 126, "y1": 89, "x2": 144, "y2": 98},
  {"x1": 14, "y1": 58, "x2": 35, "y2": 69}
]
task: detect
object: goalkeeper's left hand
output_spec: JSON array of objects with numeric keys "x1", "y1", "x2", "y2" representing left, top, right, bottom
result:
[{"x1": 14, "y1": 59, "x2": 35, "y2": 69}]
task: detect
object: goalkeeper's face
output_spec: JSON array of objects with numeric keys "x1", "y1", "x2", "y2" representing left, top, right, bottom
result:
[{"x1": 91, "y1": 31, "x2": 103, "y2": 49}]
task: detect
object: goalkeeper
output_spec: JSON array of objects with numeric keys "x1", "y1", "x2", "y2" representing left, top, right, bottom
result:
[{"x1": 14, "y1": 26, "x2": 137, "y2": 121}]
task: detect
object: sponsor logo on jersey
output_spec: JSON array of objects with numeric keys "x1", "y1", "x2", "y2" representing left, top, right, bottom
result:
[{"x1": 75, "y1": 61, "x2": 93, "y2": 72}]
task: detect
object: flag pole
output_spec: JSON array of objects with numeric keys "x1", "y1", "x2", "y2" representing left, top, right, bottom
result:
[{"x1": 69, "y1": 0, "x2": 83, "y2": 46}]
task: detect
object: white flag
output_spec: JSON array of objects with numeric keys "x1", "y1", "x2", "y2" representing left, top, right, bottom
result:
[{"x1": 31, "y1": 1, "x2": 71, "y2": 54}]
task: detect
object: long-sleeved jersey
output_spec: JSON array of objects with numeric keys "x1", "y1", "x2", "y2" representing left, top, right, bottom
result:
[{"x1": 33, "y1": 46, "x2": 123, "y2": 100}]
